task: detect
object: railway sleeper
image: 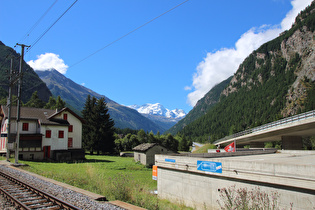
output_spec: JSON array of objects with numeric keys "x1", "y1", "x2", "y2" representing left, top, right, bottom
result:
[
  {"x1": 19, "y1": 196, "x2": 43, "y2": 202},
  {"x1": 23, "y1": 198, "x2": 48, "y2": 205},
  {"x1": 41, "y1": 206, "x2": 62, "y2": 210},
  {"x1": 28, "y1": 202, "x2": 56, "y2": 209},
  {"x1": 12, "y1": 191, "x2": 34, "y2": 196}
]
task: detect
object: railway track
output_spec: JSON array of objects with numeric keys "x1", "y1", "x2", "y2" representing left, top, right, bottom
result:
[{"x1": 0, "y1": 170, "x2": 81, "y2": 210}]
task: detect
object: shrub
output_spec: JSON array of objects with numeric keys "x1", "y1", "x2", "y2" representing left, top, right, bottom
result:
[{"x1": 217, "y1": 185, "x2": 283, "y2": 210}]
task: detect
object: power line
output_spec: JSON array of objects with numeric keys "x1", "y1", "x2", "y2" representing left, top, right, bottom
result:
[
  {"x1": 70, "y1": 0, "x2": 189, "y2": 68},
  {"x1": 1, "y1": 1, "x2": 70, "y2": 70},
  {"x1": 27, "y1": 0, "x2": 78, "y2": 52},
  {"x1": 18, "y1": 0, "x2": 59, "y2": 44},
  {"x1": 2, "y1": 0, "x2": 189, "y2": 98},
  {"x1": 1, "y1": 1, "x2": 59, "y2": 69}
]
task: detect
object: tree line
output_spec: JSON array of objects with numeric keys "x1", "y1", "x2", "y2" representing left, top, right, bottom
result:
[
  {"x1": 81, "y1": 95, "x2": 191, "y2": 154},
  {"x1": 0, "y1": 91, "x2": 66, "y2": 110},
  {"x1": 1, "y1": 92, "x2": 192, "y2": 154}
]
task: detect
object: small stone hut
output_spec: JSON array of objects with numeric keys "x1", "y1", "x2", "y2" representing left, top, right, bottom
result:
[{"x1": 133, "y1": 143, "x2": 174, "y2": 167}]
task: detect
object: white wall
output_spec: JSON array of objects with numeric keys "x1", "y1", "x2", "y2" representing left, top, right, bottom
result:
[
  {"x1": 66, "y1": 111, "x2": 82, "y2": 149},
  {"x1": 53, "y1": 110, "x2": 82, "y2": 149},
  {"x1": 41, "y1": 125, "x2": 68, "y2": 150}
]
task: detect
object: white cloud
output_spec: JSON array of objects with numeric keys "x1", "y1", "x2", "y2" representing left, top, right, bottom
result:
[
  {"x1": 184, "y1": 86, "x2": 192, "y2": 91},
  {"x1": 186, "y1": 0, "x2": 313, "y2": 107},
  {"x1": 281, "y1": 0, "x2": 312, "y2": 30},
  {"x1": 27, "y1": 53, "x2": 68, "y2": 74}
]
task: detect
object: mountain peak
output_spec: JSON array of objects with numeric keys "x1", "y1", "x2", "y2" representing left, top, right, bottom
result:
[{"x1": 127, "y1": 103, "x2": 186, "y2": 119}]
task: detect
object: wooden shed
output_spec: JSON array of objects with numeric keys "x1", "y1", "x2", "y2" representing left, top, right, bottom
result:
[{"x1": 133, "y1": 143, "x2": 174, "y2": 167}]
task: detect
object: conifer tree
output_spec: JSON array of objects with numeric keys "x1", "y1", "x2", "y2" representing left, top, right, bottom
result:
[
  {"x1": 24, "y1": 91, "x2": 45, "y2": 108},
  {"x1": 162, "y1": 133, "x2": 178, "y2": 152},
  {"x1": 94, "y1": 97, "x2": 115, "y2": 154},
  {"x1": 178, "y1": 135, "x2": 190, "y2": 151},
  {"x1": 82, "y1": 96, "x2": 115, "y2": 154},
  {"x1": 82, "y1": 95, "x2": 94, "y2": 154},
  {"x1": 55, "y1": 96, "x2": 66, "y2": 110},
  {"x1": 44, "y1": 96, "x2": 57, "y2": 109},
  {"x1": 137, "y1": 129, "x2": 147, "y2": 143}
]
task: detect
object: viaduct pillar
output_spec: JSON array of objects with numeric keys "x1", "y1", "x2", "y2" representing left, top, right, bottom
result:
[
  {"x1": 281, "y1": 136, "x2": 303, "y2": 150},
  {"x1": 249, "y1": 141, "x2": 265, "y2": 148}
]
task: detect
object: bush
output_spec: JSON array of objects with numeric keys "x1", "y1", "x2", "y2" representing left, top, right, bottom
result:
[{"x1": 217, "y1": 185, "x2": 287, "y2": 210}]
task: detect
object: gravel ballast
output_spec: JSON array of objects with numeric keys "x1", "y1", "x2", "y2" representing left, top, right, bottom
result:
[{"x1": 0, "y1": 164, "x2": 124, "y2": 210}]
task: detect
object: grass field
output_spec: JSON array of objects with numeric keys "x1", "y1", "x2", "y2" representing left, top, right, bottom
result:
[
  {"x1": 0, "y1": 155, "x2": 191, "y2": 209},
  {"x1": 192, "y1": 144, "x2": 217, "y2": 153}
]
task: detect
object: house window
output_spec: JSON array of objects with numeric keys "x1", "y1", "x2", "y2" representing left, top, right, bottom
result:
[
  {"x1": 46, "y1": 130, "x2": 51, "y2": 138},
  {"x1": 58, "y1": 130, "x2": 64, "y2": 138},
  {"x1": 22, "y1": 123, "x2": 29, "y2": 131},
  {"x1": 68, "y1": 138, "x2": 73, "y2": 148},
  {"x1": 63, "y1": 114, "x2": 68, "y2": 120},
  {"x1": 68, "y1": 125, "x2": 73, "y2": 132}
]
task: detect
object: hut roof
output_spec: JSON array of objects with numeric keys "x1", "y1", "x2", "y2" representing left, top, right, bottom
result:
[{"x1": 133, "y1": 143, "x2": 158, "y2": 152}]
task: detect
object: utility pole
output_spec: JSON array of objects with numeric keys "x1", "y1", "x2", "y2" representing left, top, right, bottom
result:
[
  {"x1": 14, "y1": 43, "x2": 29, "y2": 165},
  {"x1": 6, "y1": 57, "x2": 13, "y2": 161}
]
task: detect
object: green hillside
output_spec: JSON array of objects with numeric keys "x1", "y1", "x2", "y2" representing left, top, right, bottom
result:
[
  {"x1": 167, "y1": 76, "x2": 232, "y2": 135},
  {"x1": 0, "y1": 41, "x2": 52, "y2": 102},
  {"x1": 177, "y1": 2, "x2": 315, "y2": 142}
]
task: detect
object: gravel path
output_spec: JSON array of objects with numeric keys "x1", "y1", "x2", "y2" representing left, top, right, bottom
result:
[{"x1": 0, "y1": 165, "x2": 124, "y2": 210}]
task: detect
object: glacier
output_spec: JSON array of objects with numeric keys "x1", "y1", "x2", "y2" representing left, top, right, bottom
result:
[{"x1": 127, "y1": 103, "x2": 186, "y2": 119}]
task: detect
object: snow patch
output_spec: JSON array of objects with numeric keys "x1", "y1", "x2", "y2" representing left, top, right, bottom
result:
[{"x1": 127, "y1": 103, "x2": 186, "y2": 119}]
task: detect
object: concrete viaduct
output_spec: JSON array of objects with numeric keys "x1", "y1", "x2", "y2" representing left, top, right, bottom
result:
[
  {"x1": 155, "y1": 110, "x2": 315, "y2": 209},
  {"x1": 213, "y1": 110, "x2": 315, "y2": 149}
]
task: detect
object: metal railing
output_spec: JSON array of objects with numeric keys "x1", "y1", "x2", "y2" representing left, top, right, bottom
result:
[{"x1": 213, "y1": 110, "x2": 315, "y2": 145}]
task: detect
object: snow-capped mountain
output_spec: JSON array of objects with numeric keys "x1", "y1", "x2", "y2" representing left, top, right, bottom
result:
[
  {"x1": 128, "y1": 103, "x2": 186, "y2": 119},
  {"x1": 127, "y1": 103, "x2": 186, "y2": 132}
]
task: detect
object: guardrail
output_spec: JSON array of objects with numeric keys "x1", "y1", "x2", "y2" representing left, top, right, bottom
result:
[{"x1": 213, "y1": 110, "x2": 315, "y2": 145}]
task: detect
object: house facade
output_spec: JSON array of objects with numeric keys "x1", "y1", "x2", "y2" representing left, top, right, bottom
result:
[
  {"x1": 133, "y1": 143, "x2": 175, "y2": 167},
  {"x1": 0, "y1": 106, "x2": 84, "y2": 161}
]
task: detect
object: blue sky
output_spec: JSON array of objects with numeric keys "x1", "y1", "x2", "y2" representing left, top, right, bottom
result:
[{"x1": 0, "y1": 0, "x2": 312, "y2": 113}]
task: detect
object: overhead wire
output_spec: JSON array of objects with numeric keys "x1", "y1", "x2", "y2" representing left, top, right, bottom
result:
[
  {"x1": 18, "y1": 0, "x2": 59, "y2": 44},
  {"x1": 3, "y1": 0, "x2": 189, "y2": 99},
  {"x1": 27, "y1": 0, "x2": 78, "y2": 52},
  {"x1": 1, "y1": 1, "x2": 77, "y2": 99},
  {"x1": 0, "y1": 0, "x2": 60, "y2": 71},
  {"x1": 70, "y1": 0, "x2": 189, "y2": 68}
]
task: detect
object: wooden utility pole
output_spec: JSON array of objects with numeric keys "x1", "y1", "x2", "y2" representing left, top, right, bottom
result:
[{"x1": 14, "y1": 43, "x2": 29, "y2": 165}]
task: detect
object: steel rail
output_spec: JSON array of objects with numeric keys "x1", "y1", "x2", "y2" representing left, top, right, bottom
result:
[{"x1": 0, "y1": 170, "x2": 81, "y2": 210}]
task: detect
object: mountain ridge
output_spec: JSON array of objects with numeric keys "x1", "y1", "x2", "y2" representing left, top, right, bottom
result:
[
  {"x1": 128, "y1": 103, "x2": 186, "y2": 131},
  {"x1": 0, "y1": 41, "x2": 52, "y2": 102},
  {"x1": 127, "y1": 103, "x2": 186, "y2": 119},
  {"x1": 167, "y1": 76, "x2": 232, "y2": 135},
  {"x1": 36, "y1": 69, "x2": 166, "y2": 133}
]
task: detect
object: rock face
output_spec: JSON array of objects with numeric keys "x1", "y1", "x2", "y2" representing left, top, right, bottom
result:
[
  {"x1": 169, "y1": 3, "x2": 315, "y2": 140},
  {"x1": 281, "y1": 27, "x2": 315, "y2": 116},
  {"x1": 221, "y1": 6, "x2": 315, "y2": 117}
]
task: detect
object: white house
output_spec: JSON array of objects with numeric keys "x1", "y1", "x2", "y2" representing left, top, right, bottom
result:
[{"x1": 0, "y1": 106, "x2": 85, "y2": 161}]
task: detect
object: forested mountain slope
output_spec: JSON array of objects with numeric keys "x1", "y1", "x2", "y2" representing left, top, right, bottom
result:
[
  {"x1": 167, "y1": 76, "x2": 232, "y2": 135},
  {"x1": 0, "y1": 41, "x2": 52, "y2": 102},
  {"x1": 178, "y1": 2, "x2": 315, "y2": 142}
]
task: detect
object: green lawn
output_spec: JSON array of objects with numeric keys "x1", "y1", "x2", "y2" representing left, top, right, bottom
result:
[
  {"x1": 192, "y1": 143, "x2": 217, "y2": 153},
  {"x1": 1, "y1": 155, "x2": 191, "y2": 210}
]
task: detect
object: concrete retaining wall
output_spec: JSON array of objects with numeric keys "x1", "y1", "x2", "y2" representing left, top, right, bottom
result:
[{"x1": 155, "y1": 151, "x2": 315, "y2": 209}]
